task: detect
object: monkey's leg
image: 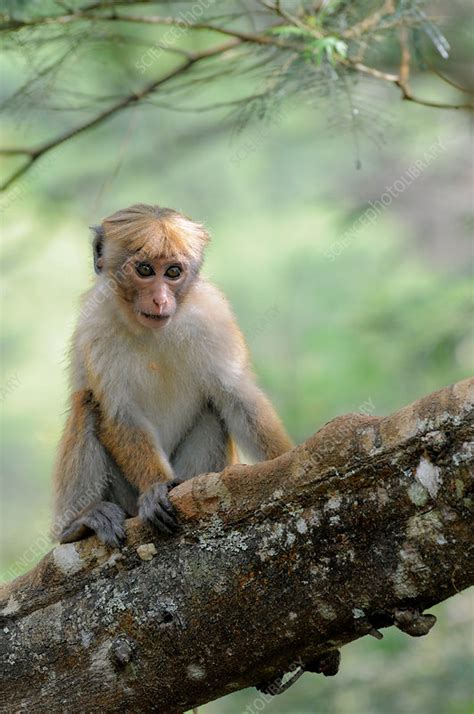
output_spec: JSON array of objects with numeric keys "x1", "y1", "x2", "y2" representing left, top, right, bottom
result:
[
  {"x1": 60, "y1": 464, "x2": 141, "y2": 548},
  {"x1": 211, "y1": 377, "x2": 293, "y2": 462},
  {"x1": 53, "y1": 391, "x2": 128, "y2": 548},
  {"x1": 171, "y1": 406, "x2": 232, "y2": 480},
  {"x1": 139, "y1": 408, "x2": 232, "y2": 536},
  {"x1": 59, "y1": 502, "x2": 126, "y2": 548}
]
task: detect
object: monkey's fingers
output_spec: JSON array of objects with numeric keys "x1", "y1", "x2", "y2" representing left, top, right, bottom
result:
[
  {"x1": 139, "y1": 483, "x2": 180, "y2": 535},
  {"x1": 140, "y1": 496, "x2": 179, "y2": 534},
  {"x1": 149, "y1": 502, "x2": 178, "y2": 535}
]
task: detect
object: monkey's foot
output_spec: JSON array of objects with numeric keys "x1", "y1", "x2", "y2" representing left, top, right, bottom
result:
[
  {"x1": 59, "y1": 501, "x2": 126, "y2": 548},
  {"x1": 138, "y1": 482, "x2": 181, "y2": 536}
]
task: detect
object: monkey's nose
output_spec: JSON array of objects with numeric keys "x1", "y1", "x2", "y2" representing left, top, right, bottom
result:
[{"x1": 152, "y1": 298, "x2": 167, "y2": 314}]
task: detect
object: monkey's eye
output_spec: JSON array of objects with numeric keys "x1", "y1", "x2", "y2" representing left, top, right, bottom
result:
[
  {"x1": 165, "y1": 265, "x2": 182, "y2": 280},
  {"x1": 136, "y1": 262, "x2": 155, "y2": 277}
]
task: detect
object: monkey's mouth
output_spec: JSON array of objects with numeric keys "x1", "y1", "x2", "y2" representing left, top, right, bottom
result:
[{"x1": 140, "y1": 311, "x2": 170, "y2": 321}]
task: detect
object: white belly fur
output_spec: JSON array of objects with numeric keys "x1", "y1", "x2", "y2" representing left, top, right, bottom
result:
[{"x1": 124, "y1": 337, "x2": 204, "y2": 456}]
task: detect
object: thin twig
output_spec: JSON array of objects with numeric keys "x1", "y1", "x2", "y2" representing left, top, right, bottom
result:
[
  {"x1": 343, "y1": 0, "x2": 395, "y2": 39},
  {"x1": 350, "y1": 61, "x2": 399, "y2": 83},
  {"x1": 397, "y1": 89, "x2": 474, "y2": 110},
  {"x1": 144, "y1": 92, "x2": 268, "y2": 113},
  {"x1": 398, "y1": 25, "x2": 411, "y2": 90},
  {"x1": 426, "y1": 61, "x2": 474, "y2": 95},
  {"x1": 258, "y1": 0, "x2": 324, "y2": 38},
  {"x1": 350, "y1": 61, "x2": 474, "y2": 110},
  {"x1": 0, "y1": 8, "x2": 296, "y2": 48}
]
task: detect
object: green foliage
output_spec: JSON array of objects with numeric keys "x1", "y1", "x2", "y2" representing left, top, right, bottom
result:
[{"x1": 268, "y1": 26, "x2": 348, "y2": 65}]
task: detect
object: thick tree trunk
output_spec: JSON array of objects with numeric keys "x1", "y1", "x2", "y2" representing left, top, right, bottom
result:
[{"x1": 1, "y1": 379, "x2": 473, "y2": 714}]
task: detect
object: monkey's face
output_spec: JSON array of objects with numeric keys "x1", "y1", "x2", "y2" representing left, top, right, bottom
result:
[{"x1": 122, "y1": 255, "x2": 190, "y2": 329}]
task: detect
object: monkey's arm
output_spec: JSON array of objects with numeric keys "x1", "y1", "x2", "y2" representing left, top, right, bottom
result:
[
  {"x1": 53, "y1": 390, "x2": 128, "y2": 547},
  {"x1": 79, "y1": 336, "x2": 175, "y2": 493},
  {"x1": 210, "y1": 372, "x2": 293, "y2": 461},
  {"x1": 97, "y1": 411, "x2": 180, "y2": 535},
  {"x1": 97, "y1": 412, "x2": 174, "y2": 490},
  {"x1": 193, "y1": 295, "x2": 293, "y2": 462}
]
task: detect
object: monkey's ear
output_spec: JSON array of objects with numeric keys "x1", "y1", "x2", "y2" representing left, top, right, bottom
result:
[{"x1": 90, "y1": 225, "x2": 104, "y2": 274}]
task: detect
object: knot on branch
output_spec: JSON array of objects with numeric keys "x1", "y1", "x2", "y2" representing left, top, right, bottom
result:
[
  {"x1": 110, "y1": 637, "x2": 134, "y2": 668},
  {"x1": 394, "y1": 608, "x2": 437, "y2": 637},
  {"x1": 256, "y1": 663, "x2": 306, "y2": 696},
  {"x1": 305, "y1": 649, "x2": 341, "y2": 677},
  {"x1": 353, "y1": 614, "x2": 384, "y2": 640},
  {"x1": 255, "y1": 648, "x2": 342, "y2": 697}
]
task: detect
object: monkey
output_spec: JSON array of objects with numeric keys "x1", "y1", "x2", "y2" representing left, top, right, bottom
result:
[{"x1": 52, "y1": 204, "x2": 293, "y2": 547}]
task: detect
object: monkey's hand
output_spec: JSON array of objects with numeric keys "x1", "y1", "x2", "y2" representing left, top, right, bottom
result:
[
  {"x1": 59, "y1": 501, "x2": 126, "y2": 549},
  {"x1": 138, "y1": 481, "x2": 182, "y2": 535}
]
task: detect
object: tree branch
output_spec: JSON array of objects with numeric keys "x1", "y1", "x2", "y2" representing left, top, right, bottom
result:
[
  {"x1": 342, "y1": 0, "x2": 396, "y2": 39},
  {"x1": 1, "y1": 378, "x2": 473, "y2": 712},
  {"x1": 0, "y1": 37, "x2": 241, "y2": 191},
  {"x1": 0, "y1": 7, "x2": 291, "y2": 48},
  {"x1": 2, "y1": 2, "x2": 473, "y2": 190}
]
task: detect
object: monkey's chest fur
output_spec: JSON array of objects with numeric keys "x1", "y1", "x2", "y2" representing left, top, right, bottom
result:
[
  {"x1": 109, "y1": 334, "x2": 206, "y2": 457},
  {"x1": 143, "y1": 364, "x2": 203, "y2": 455}
]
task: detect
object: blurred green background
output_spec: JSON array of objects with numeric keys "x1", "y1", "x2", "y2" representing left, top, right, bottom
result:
[{"x1": 1, "y1": 1, "x2": 473, "y2": 712}]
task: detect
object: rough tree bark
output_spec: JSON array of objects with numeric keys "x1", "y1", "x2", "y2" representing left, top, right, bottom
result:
[{"x1": 1, "y1": 379, "x2": 473, "y2": 714}]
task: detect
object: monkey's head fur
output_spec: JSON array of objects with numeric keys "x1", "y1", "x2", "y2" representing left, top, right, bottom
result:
[{"x1": 91, "y1": 204, "x2": 209, "y2": 330}]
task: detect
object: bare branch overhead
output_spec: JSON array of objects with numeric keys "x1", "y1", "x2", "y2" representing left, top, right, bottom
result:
[{"x1": 1, "y1": 0, "x2": 473, "y2": 190}]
